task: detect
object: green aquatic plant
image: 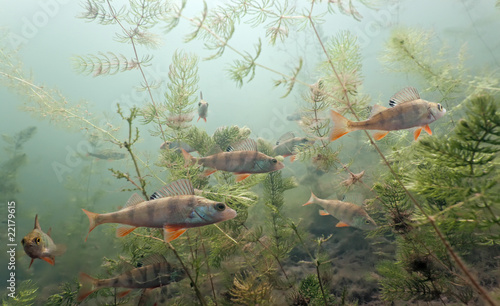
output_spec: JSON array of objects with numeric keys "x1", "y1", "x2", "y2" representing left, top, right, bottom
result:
[
  {"x1": 1, "y1": 280, "x2": 37, "y2": 306},
  {"x1": 45, "y1": 280, "x2": 80, "y2": 306}
]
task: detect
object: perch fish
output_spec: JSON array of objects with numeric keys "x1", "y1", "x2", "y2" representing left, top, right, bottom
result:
[
  {"x1": 87, "y1": 149, "x2": 126, "y2": 160},
  {"x1": 197, "y1": 91, "x2": 209, "y2": 122},
  {"x1": 303, "y1": 192, "x2": 377, "y2": 230},
  {"x1": 160, "y1": 140, "x2": 195, "y2": 153},
  {"x1": 21, "y1": 214, "x2": 66, "y2": 268},
  {"x1": 82, "y1": 179, "x2": 236, "y2": 242},
  {"x1": 329, "y1": 87, "x2": 446, "y2": 141},
  {"x1": 182, "y1": 139, "x2": 285, "y2": 182},
  {"x1": 77, "y1": 254, "x2": 184, "y2": 302},
  {"x1": 273, "y1": 132, "x2": 315, "y2": 162}
]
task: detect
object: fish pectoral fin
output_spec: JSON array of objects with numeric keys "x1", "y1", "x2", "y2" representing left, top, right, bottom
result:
[
  {"x1": 373, "y1": 131, "x2": 389, "y2": 140},
  {"x1": 235, "y1": 173, "x2": 251, "y2": 182},
  {"x1": 290, "y1": 155, "x2": 297, "y2": 163},
  {"x1": 163, "y1": 226, "x2": 187, "y2": 242},
  {"x1": 424, "y1": 124, "x2": 432, "y2": 135},
  {"x1": 29, "y1": 258, "x2": 35, "y2": 269},
  {"x1": 116, "y1": 226, "x2": 138, "y2": 238},
  {"x1": 118, "y1": 289, "x2": 132, "y2": 298},
  {"x1": 42, "y1": 256, "x2": 55, "y2": 265},
  {"x1": 336, "y1": 221, "x2": 350, "y2": 228},
  {"x1": 319, "y1": 210, "x2": 330, "y2": 216},
  {"x1": 413, "y1": 127, "x2": 422, "y2": 140}
]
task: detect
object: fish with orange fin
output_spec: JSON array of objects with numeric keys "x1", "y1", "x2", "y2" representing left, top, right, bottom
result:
[
  {"x1": 273, "y1": 132, "x2": 315, "y2": 162},
  {"x1": 303, "y1": 192, "x2": 377, "y2": 230},
  {"x1": 21, "y1": 215, "x2": 66, "y2": 268},
  {"x1": 77, "y1": 254, "x2": 184, "y2": 302},
  {"x1": 181, "y1": 139, "x2": 285, "y2": 182},
  {"x1": 329, "y1": 87, "x2": 446, "y2": 141},
  {"x1": 82, "y1": 179, "x2": 236, "y2": 243},
  {"x1": 197, "y1": 91, "x2": 208, "y2": 122}
]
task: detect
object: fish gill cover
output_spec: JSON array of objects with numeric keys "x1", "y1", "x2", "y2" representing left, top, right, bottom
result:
[{"x1": 0, "y1": 1, "x2": 499, "y2": 305}]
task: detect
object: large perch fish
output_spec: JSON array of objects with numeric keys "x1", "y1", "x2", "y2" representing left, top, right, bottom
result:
[
  {"x1": 182, "y1": 139, "x2": 285, "y2": 182},
  {"x1": 82, "y1": 179, "x2": 236, "y2": 242},
  {"x1": 77, "y1": 254, "x2": 184, "y2": 302},
  {"x1": 22, "y1": 215, "x2": 66, "y2": 268},
  {"x1": 303, "y1": 192, "x2": 377, "y2": 230},
  {"x1": 329, "y1": 87, "x2": 446, "y2": 141}
]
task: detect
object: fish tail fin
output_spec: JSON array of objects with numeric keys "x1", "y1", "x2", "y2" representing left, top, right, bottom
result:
[
  {"x1": 82, "y1": 209, "x2": 100, "y2": 242},
  {"x1": 329, "y1": 110, "x2": 352, "y2": 141},
  {"x1": 303, "y1": 191, "x2": 318, "y2": 206},
  {"x1": 77, "y1": 272, "x2": 98, "y2": 302},
  {"x1": 181, "y1": 148, "x2": 196, "y2": 167}
]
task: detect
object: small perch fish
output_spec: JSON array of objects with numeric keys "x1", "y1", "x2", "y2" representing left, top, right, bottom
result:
[
  {"x1": 198, "y1": 91, "x2": 209, "y2": 122},
  {"x1": 21, "y1": 215, "x2": 66, "y2": 268},
  {"x1": 160, "y1": 140, "x2": 195, "y2": 153},
  {"x1": 273, "y1": 132, "x2": 315, "y2": 162},
  {"x1": 329, "y1": 87, "x2": 446, "y2": 141},
  {"x1": 303, "y1": 192, "x2": 377, "y2": 230},
  {"x1": 182, "y1": 139, "x2": 284, "y2": 182},
  {"x1": 82, "y1": 179, "x2": 236, "y2": 242},
  {"x1": 77, "y1": 254, "x2": 184, "y2": 302}
]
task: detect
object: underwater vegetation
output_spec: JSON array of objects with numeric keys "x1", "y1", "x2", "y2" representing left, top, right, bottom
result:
[{"x1": 0, "y1": 1, "x2": 499, "y2": 305}]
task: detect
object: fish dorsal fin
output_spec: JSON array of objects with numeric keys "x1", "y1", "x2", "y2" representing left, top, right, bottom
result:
[
  {"x1": 124, "y1": 193, "x2": 145, "y2": 208},
  {"x1": 117, "y1": 260, "x2": 135, "y2": 273},
  {"x1": 34, "y1": 214, "x2": 41, "y2": 230},
  {"x1": 389, "y1": 87, "x2": 420, "y2": 107},
  {"x1": 231, "y1": 139, "x2": 257, "y2": 152},
  {"x1": 369, "y1": 105, "x2": 387, "y2": 118},
  {"x1": 276, "y1": 132, "x2": 295, "y2": 145},
  {"x1": 142, "y1": 253, "x2": 167, "y2": 266},
  {"x1": 200, "y1": 91, "x2": 203, "y2": 100},
  {"x1": 154, "y1": 179, "x2": 194, "y2": 198},
  {"x1": 47, "y1": 227, "x2": 52, "y2": 237}
]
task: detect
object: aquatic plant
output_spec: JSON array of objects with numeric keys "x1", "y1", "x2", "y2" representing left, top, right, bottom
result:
[{"x1": 1, "y1": 280, "x2": 37, "y2": 306}]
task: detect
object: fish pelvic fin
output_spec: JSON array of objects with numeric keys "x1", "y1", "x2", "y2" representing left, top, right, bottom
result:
[
  {"x1": 203, "y1": 117, "x2": 207, "y2": 123},
  {"x1": 164, "y1": 226, "x2": 187, "y2": 242},
  {"x1": 319, "y1": 210, "x2": 330, "y2": 216},
  {"x1": 413, "y1": 127, "x2": 422, "y2": 140},
  {"x1": 77, "y1": 272, "x2": 98, "y2": 302},
  {"x1": 42, "y1": 256, "x2": 55, "y2": 265},
  {"x1": 235, "y1": 173, "x2": 251, "y2": 182},
  {"x1": 336, "y1": 221, "x2": 350, "y2": 228},
  {"x1": 303, "y1": 191, "x2": 318, "y2": 206},
  {"x1": 329, "y1": 110, "x2": 351, "y2": 141},
  {"x1": 424, "y1": 124, "x2": 432, "y2": 135},
  {"x1": 82, "y1": 209, "x2": 100, "y2": 242},
  {"x1": 28, "y1": 258, "x2": 34, "y2": 269},
  {"x1": 181, "y1": 148, "x2": 196, "y2": 167}
]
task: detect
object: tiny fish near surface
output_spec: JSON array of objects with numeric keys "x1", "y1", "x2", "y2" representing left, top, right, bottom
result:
[
  {"x1": 197, "y1": 91, "x2": 209, "y2": 122},
  {"x1": 21, "y1": 214, "x2": 66, "y2": 268},
  {"x1": 77, "y1": 253, "x2": 184, "y2": 302},
  {"x1": 182, "y1": 139, "x2": 284, "y2": 182},
  {"x1": 329, "y1": 87, "x2": 446, "y2": 141},
  {"x1": 82, "y1": 179, "x2": 236, "y2": 243},
  {"x1": 303, "y1": 192, "x2": 377, "y2": 230}
]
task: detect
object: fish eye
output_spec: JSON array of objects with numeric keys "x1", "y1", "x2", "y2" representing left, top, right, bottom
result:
[
  {"x1": 35, "y1": 238, "x2": 40, "y2": 244},
  {"x1": 365, "y1": 220, "x2": 371, "y2": 224},
  {"x1": 214, "y1": 203, "x2": 226, "y2": 211},
  {"x1": 271, "y1": 158, "x2": 277, "y2": 164},
  {"x1": 437, "y1": 103, "x2": 443, "y2": 111},
  {"x1": 21, "y1": 238, "x2": 25, "y2": 245},
  {"x1": 198, "y1": 102, "x2": 201, "y2": 106}
]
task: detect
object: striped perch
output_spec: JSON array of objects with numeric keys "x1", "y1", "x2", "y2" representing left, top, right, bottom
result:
[
  {"x1": 77, "y1": 254, "x2": 184, "y2": 302},
  {"x1": 182, "y1": 139, "x2": 285, "y2": 182},
  {"x1": 303, "y1": 192, "x2": 377, "y2": 230},
  {"x1": 82, "y1": 179, "x2": 236, "y2": 243},
  {"x1": 329, "y1": 87, "x2": 446, "y2": 141}
]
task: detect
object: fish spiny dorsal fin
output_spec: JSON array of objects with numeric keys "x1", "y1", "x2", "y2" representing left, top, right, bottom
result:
[
  {"x1": 117, "y1": 260, "x2": 135, "y2": 273},
  {"x1": 34, "y1": 214, "x2": 41, "y2": 230},
  {"x1": 389, "y1": 87, "x2": 420, "y2": 107},
  {"x1": 47, "y1": 227, "x2": 52, "y2": 237},
  {"x1": 231, "y1": 139, "x2": 257, "y2": 152},
  {"x1": 142, "y1": 253, "x2": 167, "y2": 266},
  {"x1": 276, "y1": 132, "x2": 295, "y2": 145},
  {"x1": 123, "y1": 193, "x2": 145, "y2": 209},
  {"x1": 369, "y1": 105, "x2": 387, "y2": 118},
  {"x1": 154, "y1": 179, "x2": 194, "y2": 198}
]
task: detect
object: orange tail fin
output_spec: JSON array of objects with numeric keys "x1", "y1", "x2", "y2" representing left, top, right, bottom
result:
[
  {"x1": 181, "y1": 148, "x2": 196, "y2": 167},
  {"x1": 329, "y1": 110, "x2": 352, "y2": 141},
  {"x1": 77, "y1": 272, "x2": 98, "y2": 302},
  {"x1": 82, "y1": 209, "x2": 99, "y2": 242}
]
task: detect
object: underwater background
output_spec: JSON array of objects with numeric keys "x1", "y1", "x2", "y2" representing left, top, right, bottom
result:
[{"x1": 0, "y1": 0, "x2": 499, "y2": 305}]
